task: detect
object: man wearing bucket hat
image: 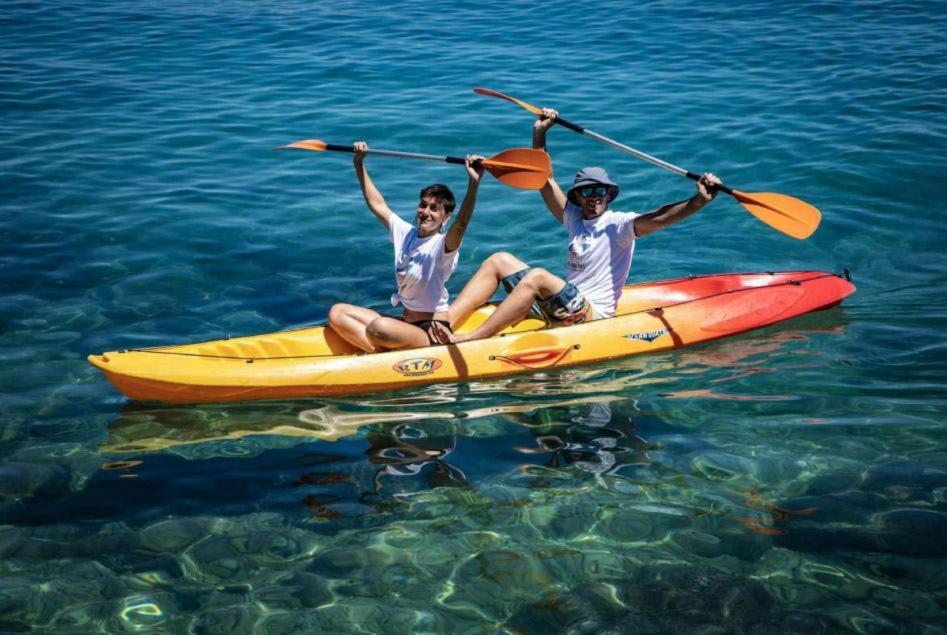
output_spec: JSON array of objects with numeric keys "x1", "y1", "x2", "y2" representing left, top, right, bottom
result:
[{"x1": 444, "y1": 108, "x2": 720, "y2": 343}]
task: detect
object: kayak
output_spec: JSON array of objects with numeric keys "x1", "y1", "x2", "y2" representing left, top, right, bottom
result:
[{"x1": 88, "y1": 271, "x2": 855, "y2": 404}]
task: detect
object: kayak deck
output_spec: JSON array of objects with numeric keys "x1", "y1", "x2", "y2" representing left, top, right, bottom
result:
[{"x1": 88, "y1": 271, "x2": 855, "y2": 403}]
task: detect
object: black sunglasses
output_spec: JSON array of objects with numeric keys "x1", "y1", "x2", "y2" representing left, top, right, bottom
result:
[{"x1": 577, "y1": 185, "x2": 609, "y2": 198}]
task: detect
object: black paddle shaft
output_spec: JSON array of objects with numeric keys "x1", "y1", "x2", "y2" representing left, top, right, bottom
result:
[
  {"x1": 552, "y1": 115, "x2": 733, "y2": 195},
  {"x1": 325, "y1": 143, "x2": 473, "y2": 167}
]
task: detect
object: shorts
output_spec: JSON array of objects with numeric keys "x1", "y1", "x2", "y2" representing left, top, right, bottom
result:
[
  {"x1": 501, "y1": 268, "x2": 599, "y2": 326},
  {"x1": 410, "y1": 319, "x2": 453, "y2": 345}
]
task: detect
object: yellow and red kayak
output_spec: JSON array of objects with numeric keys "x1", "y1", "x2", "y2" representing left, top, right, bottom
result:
[{"x1": 88, "y1": 271, "x2": 855, "y2": 404}]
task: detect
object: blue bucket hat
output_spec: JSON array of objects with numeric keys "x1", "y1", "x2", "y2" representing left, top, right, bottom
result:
[{"x1": 567, "y1": 167, "x2": 620, "y2": 204}]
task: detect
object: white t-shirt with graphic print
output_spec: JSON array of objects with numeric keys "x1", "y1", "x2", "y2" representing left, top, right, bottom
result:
[
  {"x1": 388, "y1": 214, "x2": 458, "y2": 313},
  {"x1": 563, "y1": 201, "x2": 640, "y2": 318}
]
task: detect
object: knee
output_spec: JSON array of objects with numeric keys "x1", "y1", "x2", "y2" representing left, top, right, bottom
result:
[
  {"x1": 366, "y1": 317, "x2": 393, "y2": 341},
  {"x1": 485, "y1": 251, "x2": 515, "y2": 270},
  {"x1": 485, "y1": 251, "x2": 524, "y2": 277},
  {"x1": 327, "y1": 303, "x2": 348, "y2": 326},
  {"x1": 522, "y1": 267, "x2": 549, "y2": 289}
]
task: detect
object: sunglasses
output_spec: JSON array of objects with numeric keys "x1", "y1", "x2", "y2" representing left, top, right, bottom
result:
[{"x1": 577, "y1": 185, "x2": 610, "y2": 198}]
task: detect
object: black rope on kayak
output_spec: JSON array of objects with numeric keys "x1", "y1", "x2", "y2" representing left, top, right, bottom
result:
[
  {"x1": 120, "y1": 349, "x2": 261, "y2": 360},
  {"x1": 121, "y1": 272, "x2": 847, "y2": 361}
]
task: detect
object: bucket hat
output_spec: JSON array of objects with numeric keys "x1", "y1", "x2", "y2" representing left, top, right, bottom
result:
[{"x1": 566, "y1": 167, "x2": 620, "y2": 204}]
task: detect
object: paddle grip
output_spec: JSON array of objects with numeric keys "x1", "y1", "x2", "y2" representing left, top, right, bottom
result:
[
  {"x1": 555, "y1": 117, "x2": 585, "y2": 134},
  {"x1": 685, "y1": 171, "x2": 733, "y2": 195},
  {"x1": 326, "y1": 143, "x2": 355, "y2": 153},
  {"x1": 444, "y1": 156, "x2": 466, "y2": 165}
]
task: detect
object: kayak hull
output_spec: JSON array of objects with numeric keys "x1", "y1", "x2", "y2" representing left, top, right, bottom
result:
[{"x1": 88, "y1": 271, "x2": 855, "y2": 404}]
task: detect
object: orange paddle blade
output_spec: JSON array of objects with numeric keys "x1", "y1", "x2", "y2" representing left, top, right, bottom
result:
[
  {"x1": 731, "y1": 190, "x2": 821, "y2": 240},
  {"x1": 473, "y1": 87, "x2": 544, "y2": 116},
  {"x1": 275, "y1": 139, "x2": 328, "y2": 152},
  {"x1": 483, "y1": 148, "x2": 550, "y2": 190}
]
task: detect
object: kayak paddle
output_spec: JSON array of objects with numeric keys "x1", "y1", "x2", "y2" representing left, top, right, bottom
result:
[
  {"x1": 277, "y1": 139, "x2": 551, "y2": 191},
  {"x1": 473, "y1": 87, "x2": 821, "y2": 239}
]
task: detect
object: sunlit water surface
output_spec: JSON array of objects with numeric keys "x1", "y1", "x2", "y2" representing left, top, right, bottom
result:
[{"x1": 2, "y1": 0, "x2": 946, "y2": 632}]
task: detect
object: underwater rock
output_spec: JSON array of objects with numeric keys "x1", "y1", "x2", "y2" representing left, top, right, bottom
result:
[
  {"x1": 504, "y1": 587, "x2": 595, "y2": 633},
  {"x1": 749, "y1": 611, "x2": 837, "y2": 634},
  {"x1": 863, "y1": 460, "x2": 947, "y2": 490},
  {"x1": 140, "y1": 518, "x2": 209, "y2": 553},
  {"x1": 253, "y1": 571, "x2": 333, "y2": 609},
  {"x1": 619, "y1": 564, "x2": 774, "y2": 629},
  {"x1": 309, "y1": 546, "x2": 392, "y2": 578},
  {"x1": 0, "y1": 578, "x2": 33, "y2": 623},
  {"x1": 0, "y1": 462, "x2": 69, "y2": 500},
  {"x1": 185, "y1": 536, "x2": 261, "y2": 584},
  {"x1": 0, "y1": 525, "x2": 25, "y2": 559},
  {"x1": 547, "y1": 500, "x2": 603, "y2": 539},
  {"x1": 872, "y1": 509, "x2": 947, "y2": 557},
  {"x1": 189, "y1": 605, "x2": 256, "y2": 635},
  {"x1": 670, "y1": 529, "x2": 726, "y2": 558},
  {"x1": 105, "y1": 591, "x2": 179, "y2": 633},
  {"x1": 73, "y1": 523, "x2": 141, "y2": 559},
  {"x1": 862, "y1": 461, "x2": 947, "y2": 503},
  {"x1": 126, "y1": 554, "x2": 187, "y2": 590},
  {"x1": 851, "y1": 552, "x2": 947, "y2": 593},
  {"x1": 691, "y1": 452, "x2": 757, "y2": 482},
  {"x1": 648, "y1": 433, "x2": 714, "y2": 454},
  {"x1": 803, "y1": 466, "x2": 864, "y2": 496},
  {"x1": 440, "y1": 549, "x2": 551, "y2": 622},
  {"x1": 537, "y1": 545, "x2": 639, "y2": 586},
  {"x1": 598, "y1": 506, "x2": 689, "y2": 544}
]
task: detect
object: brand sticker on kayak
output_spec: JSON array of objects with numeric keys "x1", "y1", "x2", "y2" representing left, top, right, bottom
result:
[
  {"x1": 393, "y1": 357, "x2": 443, "y2": 377},
  {"x1": 625, "y1": 328, "x2": 669, "y2": 343}
]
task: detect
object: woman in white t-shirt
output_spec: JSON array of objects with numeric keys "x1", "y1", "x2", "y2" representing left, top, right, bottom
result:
[
  {"x1": 449, "y1": 109, "x2": 721, "y2": 343},
  {"x1": 327, "y1": 142, "x2": 484, "y2": 352}
]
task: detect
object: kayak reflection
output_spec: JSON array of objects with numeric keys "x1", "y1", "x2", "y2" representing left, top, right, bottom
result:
[{"x1": 101, "y1": 393, "x2": 621, "y2": 458}]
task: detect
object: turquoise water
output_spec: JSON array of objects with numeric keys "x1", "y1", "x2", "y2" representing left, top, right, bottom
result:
[{"x1": 3, "y1": 0, "x2": 947, "y2": 631}]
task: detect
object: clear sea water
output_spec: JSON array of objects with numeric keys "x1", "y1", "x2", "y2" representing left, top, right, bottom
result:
[{"x1": 3, "y1": 0, "x2": 947, "y2": 632}]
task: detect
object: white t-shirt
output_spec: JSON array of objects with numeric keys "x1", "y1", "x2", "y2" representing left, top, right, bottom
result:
[
  {"x1": 389, "y1": 214, "x2": 458, "y2": 313},
  {"x1": 563, "y1": 201, "x2": 640, "y2": 318}
]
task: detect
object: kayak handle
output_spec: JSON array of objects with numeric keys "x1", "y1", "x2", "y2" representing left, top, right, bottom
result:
[{"x1": 490, "y1": 344, "x2": 579, "y2": 369}]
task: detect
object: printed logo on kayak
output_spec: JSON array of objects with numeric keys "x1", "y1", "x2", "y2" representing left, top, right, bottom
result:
[
  {"x1": 393, "y1": 357, "x2": 443, "y2": 377},
  {"x1": 625, "y1": 328, "x2": 669, "y2": 343}
]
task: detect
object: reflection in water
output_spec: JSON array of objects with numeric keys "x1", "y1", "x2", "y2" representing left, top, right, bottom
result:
[
  {"x1": 102, "y1": 394, "x2": 623, "y2": 456},
  {"x1": 739, "y1": 489, "x2": 821, "y2": 535},
  {"x1": 367, "y1": 425, "x2": 470, "y2": 493},
  {"x1": 512, "y1": 401, "x2": 657, "y2": 483}
]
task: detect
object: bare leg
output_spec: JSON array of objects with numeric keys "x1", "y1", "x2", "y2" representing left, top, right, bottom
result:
[
  {"x1": 448, "y1": 251, "x2": 530, "y2": 328},
  {"x1": 453, "y1": 268, "x2": 567, "y2": 342},
  {"x1": 327, "y1": 303, "x2": 384, "y2": 352},
  {"x1": 365, "y1": 317, "x2": 433, "y2": 350}
]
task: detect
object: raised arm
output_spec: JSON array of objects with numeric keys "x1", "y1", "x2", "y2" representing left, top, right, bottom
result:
[
  {"x1": 444, "y1": 155, "x2": 485, "y2": 253},
  {"x1": 352, "y1": 141, "x2": 395, "y2": 229},
  {"x1": 533, "y1": 108, "x2": 567, "y2": 224},
  {"x1": 633, "y1": 173, "x2": 721, "y2": 238}
]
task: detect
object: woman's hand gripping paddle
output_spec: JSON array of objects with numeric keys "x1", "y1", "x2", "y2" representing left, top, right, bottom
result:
[
  {"x1": 473, "y1": 87, "x2": 821, "y2": 238},
  {"x1": 277, "y1": 139, "x2": 551, "y2": 191}
]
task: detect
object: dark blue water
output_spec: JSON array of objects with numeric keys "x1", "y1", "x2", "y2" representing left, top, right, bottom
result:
[{"x1": 3, "y1": 0, "x2": 947, "y2": 631}]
